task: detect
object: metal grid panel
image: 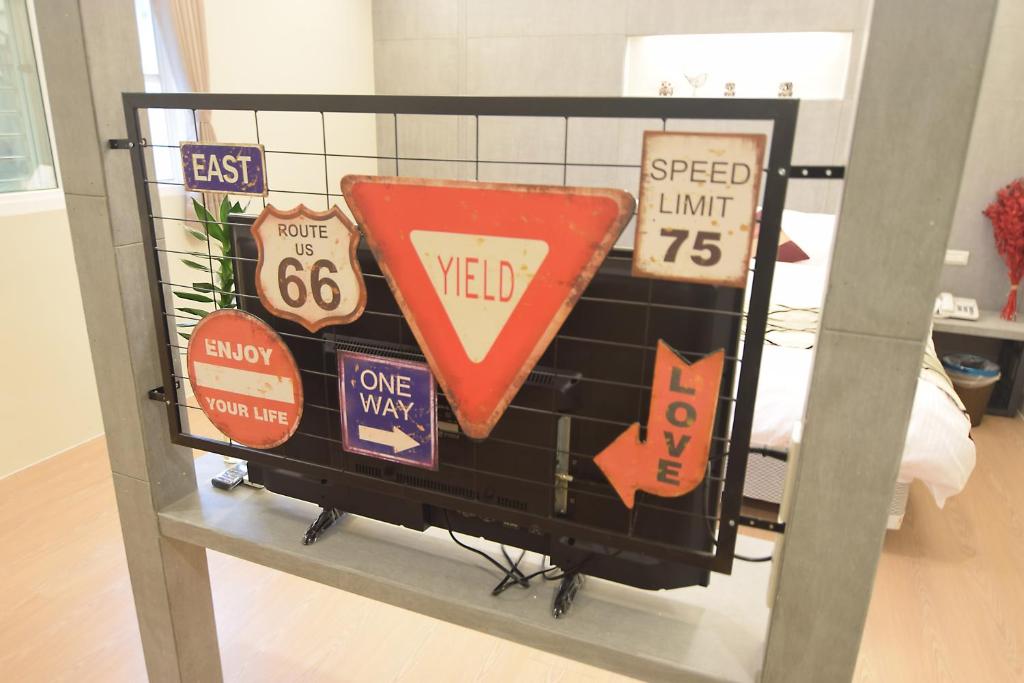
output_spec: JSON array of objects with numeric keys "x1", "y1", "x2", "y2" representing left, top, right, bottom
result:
[{"x1": 124, "y1": 93, "x2": 797, "y2": 574}]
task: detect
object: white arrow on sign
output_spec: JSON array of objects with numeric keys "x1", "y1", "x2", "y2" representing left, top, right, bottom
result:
[{"x1": 357, "y1": 424, "x2": 419, "y2": 453}]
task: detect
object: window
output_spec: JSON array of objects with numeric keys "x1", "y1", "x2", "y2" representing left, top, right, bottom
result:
[
  {"x1": 0, "y1": 0, "x2": 55, "y2": 193},
  {"x1": 134, "y1": 0, "x2": 192, "y2": 183},
  {"x1": 135, "y1": 0, "x2": 161, "y2": 95}
]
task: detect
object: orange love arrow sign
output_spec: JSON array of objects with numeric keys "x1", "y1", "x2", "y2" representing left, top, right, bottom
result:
[{"x1": 595, "y1": 341, "x2": 725, "y2": 509}]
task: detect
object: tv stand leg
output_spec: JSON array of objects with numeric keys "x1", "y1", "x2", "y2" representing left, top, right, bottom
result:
[
  {"x1": 302, "y1": 506, "x2": 342, "y2": 545},
  {"x1": 552, "y1": 571, "x2": 585, "y2": 618}
]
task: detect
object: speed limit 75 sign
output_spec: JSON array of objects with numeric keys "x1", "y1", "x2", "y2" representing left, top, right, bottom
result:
[
  {"x1": 633, "y1": 132, "x2": 765, "y2": 287},
  {"x1": 251, "y1": 204, "x2": 367, "y2": 332}
]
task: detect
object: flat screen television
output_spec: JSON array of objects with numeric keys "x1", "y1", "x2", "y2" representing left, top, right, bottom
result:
[{"x1": 228, "y1": 210, "x2": 743, "y2": 591}]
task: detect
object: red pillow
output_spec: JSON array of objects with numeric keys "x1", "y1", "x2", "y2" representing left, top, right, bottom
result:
[
  {"x1": 776, "y1": 233, "x2": 810, "y2": 262},
  {"x1": 752, "y1": 211, "x2": 810, "y2": 263}
]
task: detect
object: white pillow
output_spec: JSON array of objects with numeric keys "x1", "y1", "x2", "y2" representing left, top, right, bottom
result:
[{"x1": 769, "y1": 261, "x2": 829, "y2": 308}]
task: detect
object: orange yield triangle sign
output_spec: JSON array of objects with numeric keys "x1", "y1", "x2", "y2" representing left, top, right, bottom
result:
[{"x1": 342, "y1": 176, "x2": 635, "y2": 439}]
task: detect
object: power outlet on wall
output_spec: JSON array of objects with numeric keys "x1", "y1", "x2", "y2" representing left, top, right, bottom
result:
[{"x1": 945, "y1": 249, "x2": 970, "y2": 266}]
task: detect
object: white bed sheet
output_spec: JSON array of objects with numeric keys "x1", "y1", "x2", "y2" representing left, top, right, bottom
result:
[
  {"x1": 753, "y1": 344, "x2": 976, "y2": 507},
  {"x1": 747, "y1": 210, "x2": 976, "y2": 507}
]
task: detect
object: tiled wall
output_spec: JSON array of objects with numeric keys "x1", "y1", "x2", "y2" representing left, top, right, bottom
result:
[
  {"x1": 939, "y1": 0, "x2": 1024, "y2": 311},
  {"x1": 371, "y1": 0, "x2": 872, "y2": 215}
]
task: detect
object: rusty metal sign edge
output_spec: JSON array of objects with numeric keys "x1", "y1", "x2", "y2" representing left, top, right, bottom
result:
[
  {"x1": 250, "y1": 203, "x2": 368, "y2": 333},
  {"x1": 185, "y1": 308, "x2": 305, "y2": 450},
  {"x1": 179, "y1": 141, "x2": 269, "y2": 197},
  {"x1": 341, "y1": 174, "x2": 636, "y2": 440},
  {"x1": 632, "y1": 130, "x2": 766, "y2": 288}
]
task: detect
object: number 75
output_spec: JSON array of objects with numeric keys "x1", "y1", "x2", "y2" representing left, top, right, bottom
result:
[{"x1": 659, "y1": 228, "x2": 722, "y2": 266}]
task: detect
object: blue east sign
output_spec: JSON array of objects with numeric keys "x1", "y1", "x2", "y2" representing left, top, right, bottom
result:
[
  {"x1": 338, "y1": 351, "x2": 437, "y2": 469},
  {"x1": 180, "y1": 142, "x2": 267, "y2": 196}
]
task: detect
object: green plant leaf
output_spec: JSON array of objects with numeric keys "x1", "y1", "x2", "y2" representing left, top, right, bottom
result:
[
  {"x1": 186, "y1": 229, "x2": 208, "y2": 242},
  {"x1": 193, "y1": 197, "x2": 226, "y2": 242},
  {"x1": 218, "y1": 198, "x2": 235, "y2": 250},
  {"x1": 176, "y1": 307, "x2": 208, "y2": 318},
  {"x1": 187, "y1": 197, "x2": 238, "y2": 306},
  {"x1": 181, "y1": 259, "x2": 210, "y2": 272},
  {"x1": 192, "y1": 197, "x2": 215, "y2": 224},
  {"x1": 207, "y1": 222, "x2": 227, "y2": 243},
  {"x1": 173, "y1": 291, "x2": 214, "y2": 303},
  {"x1": 178, "y1": 331, "x2": 192, "y2": 341},
  {"x1": 231, "y1": 201, "x2": 243, "y2": 213},
  {"x1": 219, "y1": 196, "x2": 231, "y2": 225}
]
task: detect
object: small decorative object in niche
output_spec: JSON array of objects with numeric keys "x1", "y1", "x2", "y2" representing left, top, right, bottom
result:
[
  {"x1": 983, "y1": 177, "x2": 1024, "y2": 320},
  {"x1": 724, "y1": 82, "x2": 736, "y2": 97},
  {"x1": 658, "y1": 80, "x2": 674, "y2": 96},
  {"x1": 684, "y1": 72, "x2": 707, "y2": 96},
  {"x1": 778, "y1": 81, "x2": 794, "y2": 98}
]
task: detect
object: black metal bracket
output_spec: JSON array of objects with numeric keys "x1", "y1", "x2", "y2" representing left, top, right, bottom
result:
[
  {"x1": 303, "y1": 507, "x2": 342, "y2": 545},
  {"x1": 147, "y1": 379, "x2": 180, "y2": 403},
  {"x1": 108, "y1": 138, "x2": 135, "y2": 149},
  {"x1": 552, "y1": 571, "x2": 585, "y2": 618},
  {"x1": 739, "y1": 515, "x2": 786, "y2": 533},
  {"x1": 750, "y1": 445, "x2": 788, "y2": 461},
  {"x1": 785, "y1": 165, "x2": 845, "y2": 179}
]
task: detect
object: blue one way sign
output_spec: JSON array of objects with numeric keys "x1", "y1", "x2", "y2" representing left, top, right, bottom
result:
[{"x1": 338, "y1": 351, "x2": 437, "y2": 469}]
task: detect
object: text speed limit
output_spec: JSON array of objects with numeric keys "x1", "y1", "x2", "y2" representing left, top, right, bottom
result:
[
  {"x1": 633, "y1": 131, "x2": 765, "y2": 288},
  {"x1": 251, "y1": 204, "x2": 367, "y2": 332}
]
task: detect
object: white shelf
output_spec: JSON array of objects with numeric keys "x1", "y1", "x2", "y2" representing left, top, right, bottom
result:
[
  {"x1": 932, "y1": 310, "x2": 1024, "y2": 342},
  {"x1": 159, "y1": 454, "x2": 775, "y2": 683}
]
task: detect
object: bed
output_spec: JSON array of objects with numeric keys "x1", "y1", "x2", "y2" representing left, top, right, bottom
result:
[{"x1": 744, "y1": 210, "x2": 976, "y2": 528}]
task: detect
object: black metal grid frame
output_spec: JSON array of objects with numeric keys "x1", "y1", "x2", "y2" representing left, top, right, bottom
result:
[{"x1": 124, "y1": 93, "x2": 800, "y2": 574}]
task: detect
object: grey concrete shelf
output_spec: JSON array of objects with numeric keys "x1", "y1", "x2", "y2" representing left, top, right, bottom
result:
[
  {"x1": 159, "y1": 454, "x2": 774, "y2": 683},
  {"x1": 933, "y1": 310, "x2": 1024, "y2": 341}
]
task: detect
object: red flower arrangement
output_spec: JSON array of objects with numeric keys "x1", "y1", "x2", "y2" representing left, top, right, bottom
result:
[{"x1": 983, "y1": 178, "x2": 1024, "y2": 320}]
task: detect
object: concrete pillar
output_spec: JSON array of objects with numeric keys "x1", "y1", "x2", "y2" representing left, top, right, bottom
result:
[
  {"x1": 762, "y1": 1, "x2": 997, "y2": 681},
  {"x1": 35, "y1": 1, "x2": 222, "y2": 680}
]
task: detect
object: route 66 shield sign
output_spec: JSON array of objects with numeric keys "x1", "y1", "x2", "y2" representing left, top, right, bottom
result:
[{"x1": 251, "y1": 204, "x2": 367, "y2": 332}]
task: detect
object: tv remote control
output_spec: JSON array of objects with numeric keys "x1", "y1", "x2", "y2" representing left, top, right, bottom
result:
[{"x1": 212, "y1": 463, "x2": 247, "y2": 490}]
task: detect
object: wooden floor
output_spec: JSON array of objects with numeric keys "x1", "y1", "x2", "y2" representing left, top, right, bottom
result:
[
  {"x1": 1, "y1": 417, "x2": 1021, "y2": 682},
  {"x1": 855, "y1": 416, "x2": 1024, "y2": 683}
]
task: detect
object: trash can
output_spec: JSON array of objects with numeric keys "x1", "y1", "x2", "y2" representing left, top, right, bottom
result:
[{"x1": 942, "y1": 353, "x2": 1001, "y2": 427}]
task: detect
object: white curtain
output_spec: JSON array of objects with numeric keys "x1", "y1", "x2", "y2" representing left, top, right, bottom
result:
[
  {"x1": 149, "y1": 0, "x2": 220, "y2": 207},
  {"x1": 150, "y1": 0, "x2": 215, "y2": 144}
]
